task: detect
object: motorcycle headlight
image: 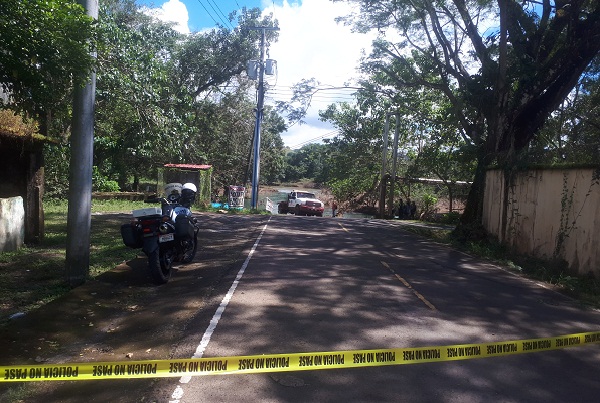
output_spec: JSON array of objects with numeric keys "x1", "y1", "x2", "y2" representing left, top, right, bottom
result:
[{"x1": 159, "y1": 223, "x2": 169, "y2": 234}]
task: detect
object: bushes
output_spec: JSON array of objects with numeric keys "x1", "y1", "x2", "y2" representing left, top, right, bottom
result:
[
  {"x1": 439, "y1": 211, "x2": 461, "y2": 224},
  {"x1": 92, "y1": 166, "x2": 120, "y2": 192},
  {"x1": 44, "y1": 145, "x2": 122, "y2": 199},
  {"x1": 419, "y1": 193, "x2": 438, "y2": 219},
  {"x1": 44, "y1": 144, "x2": 70, "y2": 199}
]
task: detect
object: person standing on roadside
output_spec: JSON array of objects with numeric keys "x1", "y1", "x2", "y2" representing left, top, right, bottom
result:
[
  {"x1": 331, "y1": 200, "x2": 338, "y2": 218},
  {"x1": 410, "y1": 200, "x2": 417, "y2": 219},
  {"x1": 398, "y1": 199, "x2": 405, "y2": 219}
]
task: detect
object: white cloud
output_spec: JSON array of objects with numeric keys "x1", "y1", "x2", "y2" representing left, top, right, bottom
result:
[
  {"x1": 262, "y1": 0, "x2": 376, "y2": 147},
  {"x1": 265, "y1": 0, "x2": 370, "y2": 86},
  {"x1": 141, "y1": 0, "x2": 377, "y2": 147},
  {"x1": 142, "y1": 0, "x2": 190, "y2": 34}
]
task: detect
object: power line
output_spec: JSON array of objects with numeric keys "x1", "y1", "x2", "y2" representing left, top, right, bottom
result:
[
  {"x1": 268, "y1": 90, "x2": 357, "y2": 97},
  {"x1": 267, "y1": 92, "x2": 356, "y2": 100},
  {"x1": 289, "y1": 130, "x2": 340, "y2": 149},
  {"x1": 267, "y1": 92, "x2": 356, "y2": 99},
  {"x1": 195, "y1": 0, "x2": 220, "y2": 27},
  {"x1": 266, "y1": 87, "x2": 358, "y2": 102},
  {"x1": 206, "y1": 0, "x2": 234, "y2": 29}
]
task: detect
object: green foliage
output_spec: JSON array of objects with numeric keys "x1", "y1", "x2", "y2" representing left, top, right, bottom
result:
[
  {"x1": 175, "y1": 7, "x2": 278, "y2": 97},
  {"x1": 95, "y1": 0, "x2": 184, "y2": 188},
  {"x1": 92, "y1": 166, "x2": 120, "y2": 192},
  {"x1": 5, "y1": 0, "x2": 288, "y2": 201},
  {"x1": 338, "y1": 0, "x2": 600, "y2": 230},
  {"x1": 439, "y1": 211, "x2": 461, "y2": 225},
  {"x1": 198, "y1": 168, "x2": 213, "y2": 204},
  {"x1": 284, "y1": 143, "x2": 328, "y2": 183},
  {"x1": 316, "y1": 97, "x2": 387, "y2": 205},
  {"x1": 420, "y1": 193, "x2": 438, "y2": 218},
  {"x1": 260, "y1": 110, "x2": 287, "y2": 184},
  {"x1": 43, "y1": 144, "x2": 71, "y2": 199},
  {"x1": 529, "y1": 55, "x2": 600, "y2": 164},
  {"x1": 0, "y1": 109, "x2": 38, "y2": 136},
  {"x1": 91, "y1": 2, "x2": 285, "y2": 191},
  {"x1": 0, "y1": 0, "x2": 95, "y2": 136},
  {"x1": 328, "y1": 175, "x2": 377, "y2": 206}
]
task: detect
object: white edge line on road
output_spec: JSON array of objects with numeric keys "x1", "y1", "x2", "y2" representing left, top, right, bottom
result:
[{"x1": 169, "y1": 217, "x2": 272, "y2": 402}]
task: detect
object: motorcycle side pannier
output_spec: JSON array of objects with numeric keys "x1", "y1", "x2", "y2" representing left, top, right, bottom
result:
[
  {"x1": 175, "y1": 215, "x2": 195, "y2": 239},
  {"x1": 121, "y1": 223, "x2": 143, "y2": 248}
]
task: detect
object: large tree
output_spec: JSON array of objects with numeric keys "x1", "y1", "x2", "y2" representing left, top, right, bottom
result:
[
  {"x1": 318, "y1": 97, "x2": 387, "y2": 205},
  {"x1": 335, "y1": 0, "x2": 600, "y2": 236},
  {"x1": 0, "y1": 0, "x2": 95, "y2": 136},
  {"x1": 95, "y1": 0, "x2": 183, "y2": 189},
  {"x1": 529, "y1": 54, "x2": 600, "y2": 164},
  {"x1": 91, "y1": 2, "x2": 283, "y2": 191}
]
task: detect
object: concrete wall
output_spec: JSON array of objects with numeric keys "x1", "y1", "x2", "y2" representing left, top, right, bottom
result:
[
  {"x1": 483, "y1": 168, "x2": 600, "y2": 277},
  {"x1": 0, "y1": 133, "x2": 45, "y2": 243},
  {"x1": 0, "y1": 196, "x2": 25, "y2": 252}
]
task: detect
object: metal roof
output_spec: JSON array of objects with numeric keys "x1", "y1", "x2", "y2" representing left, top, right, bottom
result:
[{"x1": 163, "y1": 163, "x2": 212, "y2": 170}]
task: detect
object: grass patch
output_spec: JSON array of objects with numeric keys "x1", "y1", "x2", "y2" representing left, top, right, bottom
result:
[
  {"x1": 0, "y1": 198, "x2": 270, "y2": 321},
  {"x1": 0, "y1": 199, "x2": 145, "y2": 322}
]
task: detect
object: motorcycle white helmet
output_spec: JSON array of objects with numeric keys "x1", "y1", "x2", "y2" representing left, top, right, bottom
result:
[{"x1": 182, "y1": 183, "x2": 197, "y2": 193}]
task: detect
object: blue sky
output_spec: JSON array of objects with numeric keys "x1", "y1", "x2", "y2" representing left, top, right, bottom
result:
[
  {"x1": 136, "y1": 0, "x2": 373, "y2": 147},
  {"x1": 138, "y1": 0, "x2": 274, "y2": 32},
  {"x1": 189, "y1": 0, "x2": 264, "y2": 30}
]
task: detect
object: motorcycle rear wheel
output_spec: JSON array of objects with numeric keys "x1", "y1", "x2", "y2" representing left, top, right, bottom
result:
[
  {"x1": 180, "y1": 233, "x2": 198, "y2": 263},
  {"x1": 148, "y1": 248, "x2": 173, "y2": 284}
]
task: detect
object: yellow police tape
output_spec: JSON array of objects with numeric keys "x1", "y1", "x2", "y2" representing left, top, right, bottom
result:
[{"x1": 2, "y1": 331, "x2": 599, "y2": 382}]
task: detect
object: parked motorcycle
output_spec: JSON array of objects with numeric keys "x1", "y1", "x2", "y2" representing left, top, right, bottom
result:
[{"x1": 120, "y1": 183, "x2": 199, "y2": 284}]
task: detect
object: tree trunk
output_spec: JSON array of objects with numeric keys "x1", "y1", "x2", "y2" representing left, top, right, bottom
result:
[
  {"x1": 133, "y1": 174, "x2": 140, "y2": 192},
  {"x1": 453, "y1": 145, "x2": 492, "y2": 241}
]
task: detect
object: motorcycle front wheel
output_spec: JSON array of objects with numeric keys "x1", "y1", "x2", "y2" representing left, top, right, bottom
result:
[
  {"x1": 180, "y1": 233, "x2": 198, "y2": 264},
  {"x1": 148, "y1": 248, "x2": 173, "y2": 284}
]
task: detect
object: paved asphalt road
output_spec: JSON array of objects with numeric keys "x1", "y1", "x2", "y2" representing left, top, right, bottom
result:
[
  {"x1": 152, "y1": 215, "x2": 600, "y2": 402},
  {"x1": 1, "y1": 213, "x2": 599, "y2": 402}
]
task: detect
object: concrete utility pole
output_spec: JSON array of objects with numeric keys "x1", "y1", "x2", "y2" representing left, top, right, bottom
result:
[
  {"x1": 379, "y1": 113, "x2": 400, "y2": 218},
  {"x1": 247, "y1": 26, "x2": 279, "y2": 209},
  {"x1": 379, "y1": 117, "x2": 390, "y2": 218},
  {"x1": 387, "y1": 114, "x2": 400, "y2": 218},
  {"x1": 65, "y1": 0, "x2": 97, "y2": 286}
]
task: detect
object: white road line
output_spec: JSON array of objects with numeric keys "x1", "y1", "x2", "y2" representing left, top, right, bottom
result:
[{"x1": 169, "y1": 217, "x2": 271, "y2": 402}]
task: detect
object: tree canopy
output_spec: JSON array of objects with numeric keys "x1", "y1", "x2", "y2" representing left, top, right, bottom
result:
[
  {"x1": 3, "y1": 0, "x2": 600, "y2": 225},
  {"x1": 0, "y1": 0, "x2": 95, "y2": 136},
  {"x1": 333, "y1": 0, "x2": 600, "y2": 233},
  {"x1": 10, "y1": 0, "x2": 288, "y2": 196}
]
